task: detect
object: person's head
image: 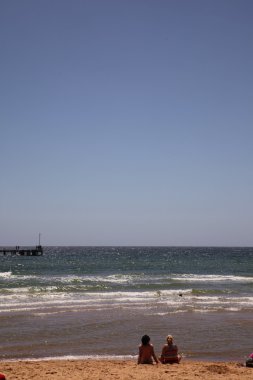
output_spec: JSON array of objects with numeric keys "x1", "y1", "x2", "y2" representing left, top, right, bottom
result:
[
  {"x1": 166, "y1": 335, "x2": 173, "y2": 344},
  {"x1": 141, "y1": 335, "x2": 150, "y2": 345}
]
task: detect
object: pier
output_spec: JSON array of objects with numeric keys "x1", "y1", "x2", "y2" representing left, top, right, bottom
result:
[{"x1": 0, "y1": 245, "x2": 43, "y2": 256}]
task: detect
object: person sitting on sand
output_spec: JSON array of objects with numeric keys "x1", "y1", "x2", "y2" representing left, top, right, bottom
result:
[
  {"x1": 160, "y1": 335, "x2": 181, "y2": 364},
  {"x1": 138, "y1": 335, "x2": 159, "y2": 364},
  {"x1": 246, "y1": 352, "x2": 253, "y2": 367}
]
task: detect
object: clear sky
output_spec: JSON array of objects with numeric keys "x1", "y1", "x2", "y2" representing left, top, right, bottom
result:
[{"x1": 1, "y1": 0, "x2": 252, "y2": 246}]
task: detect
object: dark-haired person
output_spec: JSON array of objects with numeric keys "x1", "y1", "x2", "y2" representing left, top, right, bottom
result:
[{"x1": 138, "y1": 335, "x2": 159, "y2": 364}]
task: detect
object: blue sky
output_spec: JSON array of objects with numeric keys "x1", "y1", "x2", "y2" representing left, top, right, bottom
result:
[{"x1": 1, "y1": 0, "x2": 252, "y2": 246}]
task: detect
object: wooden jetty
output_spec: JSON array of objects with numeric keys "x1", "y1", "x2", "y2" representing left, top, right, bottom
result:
[{"x1": 0, "y1": 245, "x2": 43, "y2": 256}]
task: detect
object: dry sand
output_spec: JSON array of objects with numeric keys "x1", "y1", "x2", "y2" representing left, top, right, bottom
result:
[{"x1": 0, "y1": 359, "x2": 252, "y2": 380}]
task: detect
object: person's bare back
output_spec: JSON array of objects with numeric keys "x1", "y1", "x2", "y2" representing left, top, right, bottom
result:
[{"x1": 138, "y1": 335, "x2": 159, "y2": 364}]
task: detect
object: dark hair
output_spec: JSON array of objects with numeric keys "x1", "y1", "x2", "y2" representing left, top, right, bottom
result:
[{"x1": 141, "y1": 335, "x2": 150, "y2": 345}]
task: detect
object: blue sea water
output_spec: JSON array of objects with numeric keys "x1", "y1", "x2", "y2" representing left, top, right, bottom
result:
[{"x1": 0, "y1": 246, "x2": 252, "y2": 361}]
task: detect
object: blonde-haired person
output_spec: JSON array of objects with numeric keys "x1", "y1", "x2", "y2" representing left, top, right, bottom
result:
[{"x1": 160, "y1": 335, "x2": 181, "y2": 364}]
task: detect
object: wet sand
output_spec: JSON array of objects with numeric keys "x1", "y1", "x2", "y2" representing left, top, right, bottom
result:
[{"x1": 1, "y1": 359, "x2": 252, "y2": 380}]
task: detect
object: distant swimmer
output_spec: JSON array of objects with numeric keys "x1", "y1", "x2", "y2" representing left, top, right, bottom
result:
[{"x1": 178, "y1": 292, "x2": 183, "y2": 297}]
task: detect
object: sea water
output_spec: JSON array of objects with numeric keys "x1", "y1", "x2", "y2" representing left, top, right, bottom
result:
[{"x1": 0, "y1": 246, "x2": 252, "y2": 361}]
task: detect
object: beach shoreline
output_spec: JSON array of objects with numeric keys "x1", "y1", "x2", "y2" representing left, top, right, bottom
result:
[{"x1": 1, "y1": 359, "x2": 252, "y2": 380}]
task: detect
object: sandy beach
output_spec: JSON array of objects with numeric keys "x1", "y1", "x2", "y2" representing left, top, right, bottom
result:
[{"x1": 0, "y1": 359, "x2": 252, "y2": 380}]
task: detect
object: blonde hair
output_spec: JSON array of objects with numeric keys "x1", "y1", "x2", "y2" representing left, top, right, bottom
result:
[{"x1": 166, "y1": 335, "x2": 173, "y2": 343}]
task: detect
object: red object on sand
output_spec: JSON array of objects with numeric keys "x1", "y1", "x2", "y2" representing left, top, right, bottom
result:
[{"x1": 0, "y1": 374, "x2": 6, "y2": 380}]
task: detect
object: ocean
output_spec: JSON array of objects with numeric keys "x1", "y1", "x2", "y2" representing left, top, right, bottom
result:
[{"x1": 0, "y1": 246, "x2": 252, "y2": 362}]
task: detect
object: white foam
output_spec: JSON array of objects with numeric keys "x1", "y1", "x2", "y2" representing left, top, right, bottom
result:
[
  {"x1": 1, "y1": 287, "x2": 253, "y2": 314},
  {"x1": 0, "y1": 271, "x2": 12, "y2": 278},
  {"x1": 171, "y1": 274, "x2": 253, "y2": 282},
  {"x1": 0, "y1": 354, "x2": 137, "y2": 362}
]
